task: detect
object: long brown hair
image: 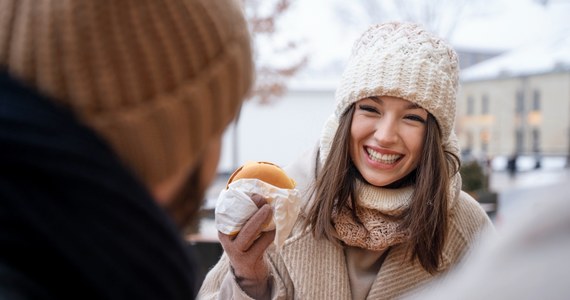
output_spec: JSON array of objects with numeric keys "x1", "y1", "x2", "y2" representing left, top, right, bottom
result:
[{"x1": 306, "y1": 103, "x2": 460, "y2": 274}]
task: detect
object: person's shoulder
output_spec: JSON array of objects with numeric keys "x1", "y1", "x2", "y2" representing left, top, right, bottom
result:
[
  {"x1": 451, "y1": 191, "x2": 490, "y2": 221},
  {"x1": 448, "y1": 191, "x2": 495, "y2": 245}
]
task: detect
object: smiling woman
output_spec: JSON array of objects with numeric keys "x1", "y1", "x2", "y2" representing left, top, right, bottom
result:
[
  {"x1": 350, "y1": 96, "x2": 428, "y2": 187},
  {"x1": 200, "y1": 22, "x2": 494, "y2": 300}
]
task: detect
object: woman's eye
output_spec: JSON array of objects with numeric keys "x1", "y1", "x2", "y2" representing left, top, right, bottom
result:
[
  {"x1": 405, "y1": 114, "x2": 426, "y2": 123},
  {"x1": 359, "y1": 105, "x2": 379, "y2": 113}
]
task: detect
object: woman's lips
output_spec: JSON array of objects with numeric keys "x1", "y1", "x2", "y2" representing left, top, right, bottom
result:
[{"x1": 365, "y1": 147, "x2": 403, "y2": 166}]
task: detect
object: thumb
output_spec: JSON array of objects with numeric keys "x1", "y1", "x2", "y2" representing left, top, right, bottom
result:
[{"x1": 251, "y1": 194, "x2": 268, "y2": 208}]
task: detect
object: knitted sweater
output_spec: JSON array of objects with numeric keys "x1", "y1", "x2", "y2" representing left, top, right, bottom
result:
[{"x1": 198, "y1": 145, "x2": 493, "y2": 300}]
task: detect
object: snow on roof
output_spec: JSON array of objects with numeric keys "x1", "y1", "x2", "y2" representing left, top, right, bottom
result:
[
  {"x1": 461, "y1": 26, "x2": 570, "y2": 82},
  {"x1": 458, "y1": 0, "x2": 570, "y2": 81}
]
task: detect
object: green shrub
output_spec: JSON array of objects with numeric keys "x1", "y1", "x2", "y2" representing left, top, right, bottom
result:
[{"x1": 460, "y1": 160, "x2": 487, "y2": 193}]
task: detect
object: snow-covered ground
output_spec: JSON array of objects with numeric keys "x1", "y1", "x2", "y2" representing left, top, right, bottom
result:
[{"x1": 491, "y1": 155, "x2": 567, "y2": 172}]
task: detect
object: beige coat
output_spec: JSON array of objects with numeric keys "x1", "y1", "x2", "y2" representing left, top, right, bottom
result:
[{"x1": 199, "y1": 146, "x2": 494, "y2": 299}]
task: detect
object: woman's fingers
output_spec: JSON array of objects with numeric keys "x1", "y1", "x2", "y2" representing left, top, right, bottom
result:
[
  {"x1": 251, "y1": 193, "x2": 267, "y2": 208},
  {"x1": 217, "y1": 194, "x2": 273, "y2": 253},
  {"x1": 233, "y1": 204, "x2": 273, "y2": 252},
  {"x1": 248, "y1": 229, "x2": 276, "y2": 254}
]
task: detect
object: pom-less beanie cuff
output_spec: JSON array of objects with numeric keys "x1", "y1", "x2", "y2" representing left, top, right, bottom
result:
[
  {"x1": 320, "y1": 22, "x2": 460, "y2": 163},
  {"x1": 0, "y1": 0, "x2": 254, "y2": 187}
]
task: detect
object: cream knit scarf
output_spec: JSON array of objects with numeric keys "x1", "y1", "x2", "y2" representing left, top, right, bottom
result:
[{"x1": 333, "y1": 181, "x2": 414, "y2": 251}]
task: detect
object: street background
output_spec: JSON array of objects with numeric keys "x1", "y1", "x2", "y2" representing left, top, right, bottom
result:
[
  {"x1": 490, "y1": 165, "x2": 570, "y2": 229},
  {"x1": 194, "y1": 162, "x2": 570, "y2": 239}
]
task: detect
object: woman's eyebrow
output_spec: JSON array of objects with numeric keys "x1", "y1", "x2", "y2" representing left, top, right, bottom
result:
[
  {"x1": 406, "y1": 103, "x2": 423, "y2": 110},
  {"x1": 368, "y1": 96, "x2": 382, "y2": 103}
]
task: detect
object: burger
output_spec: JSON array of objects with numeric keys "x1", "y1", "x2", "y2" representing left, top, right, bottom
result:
[
  {"x1": 216, "y1": 161, "x2": 301, "y2": 244},
  {"x1": 226, "y1": 161, "x2": 296, "y2": 190}
]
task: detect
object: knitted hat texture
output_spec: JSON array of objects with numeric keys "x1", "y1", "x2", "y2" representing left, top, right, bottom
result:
[
  {"x1": 0, "y1": 0, "x2": 253, "y2": 187},
  {"x1": 320, "y1": 22, "x2": 460, "y2": 163}
]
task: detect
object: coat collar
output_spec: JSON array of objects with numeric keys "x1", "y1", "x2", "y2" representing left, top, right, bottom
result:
[
  {"x1": 277, "y1": 229, "x2": 433, "y2": 299},
  {"x1": 278, "y1": 143, "x2": 438, "y2": 298},
  {"x1": 279, "y1": 229, "x2": 352, "y2": 299}
]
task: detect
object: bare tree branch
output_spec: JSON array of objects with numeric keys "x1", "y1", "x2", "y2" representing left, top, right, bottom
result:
[{"x1": 243, "y1": 0, "x2": 308, "y2": 104}]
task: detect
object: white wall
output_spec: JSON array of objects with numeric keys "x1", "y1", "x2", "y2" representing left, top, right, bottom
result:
[{"x1": 218, "y1": 88, "x2": 336, "y2": 173}]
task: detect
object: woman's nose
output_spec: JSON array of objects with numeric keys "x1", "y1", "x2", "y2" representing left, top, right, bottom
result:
[{"x1": 373, "y1": 119, "x2": 398, "y2": 145}]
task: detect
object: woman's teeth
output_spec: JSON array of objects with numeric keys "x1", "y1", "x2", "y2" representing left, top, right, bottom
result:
[{"x1": 366, "y1": 148, "x2": 401, "y2": 164}]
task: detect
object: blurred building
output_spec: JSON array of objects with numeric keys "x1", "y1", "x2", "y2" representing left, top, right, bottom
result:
[
  {"x1": 456, "y1": 32, "x2": 570, "y2": 162},
  {"x1": 456, "y1": 48, "x2": 503, "y2": 70}
]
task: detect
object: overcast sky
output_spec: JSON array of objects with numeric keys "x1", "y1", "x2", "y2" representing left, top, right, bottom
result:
[{"x1": 265, "y1": 0, "x2": 570, "y2": 78}]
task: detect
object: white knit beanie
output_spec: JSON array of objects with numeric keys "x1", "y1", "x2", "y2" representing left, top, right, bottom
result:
[{"x1": 320, "y1": 22, "x2": 460, "y2": 163}]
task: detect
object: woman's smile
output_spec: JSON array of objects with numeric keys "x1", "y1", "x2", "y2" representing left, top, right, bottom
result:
[{"x1": 365, "y1": 147, "x2": 403, "y2": 167}]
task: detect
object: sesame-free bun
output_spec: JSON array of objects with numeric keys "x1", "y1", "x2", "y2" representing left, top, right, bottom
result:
[{"x1": 227, "y1": 161, "x2": 296, "y2": 189}]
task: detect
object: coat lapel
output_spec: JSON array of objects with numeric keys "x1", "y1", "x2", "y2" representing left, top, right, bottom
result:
[
  {"x1": 279, "y1": 230, "x2": 352, "y2": 299},
  {"x1": 368, "y1": 245, "x2": 432, "y2": 299}
]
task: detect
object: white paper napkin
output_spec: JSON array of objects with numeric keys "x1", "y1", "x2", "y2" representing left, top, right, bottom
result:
[{"x1": 215, "y1": 178, "x2": 301, "y2": 249}]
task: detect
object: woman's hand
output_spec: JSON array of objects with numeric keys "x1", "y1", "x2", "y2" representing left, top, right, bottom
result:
[{"x1": 218, "y1": 194, "x2": 275, "y2": 299}]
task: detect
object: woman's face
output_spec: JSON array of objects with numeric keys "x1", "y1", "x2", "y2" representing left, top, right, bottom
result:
[{"x1": 350, "y1": 96, "x2": 428, "y2": 187}]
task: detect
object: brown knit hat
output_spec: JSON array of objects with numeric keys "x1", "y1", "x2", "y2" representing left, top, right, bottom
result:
[{"x1": 0, "y1": 0, "x2": 254, "y2": 187}]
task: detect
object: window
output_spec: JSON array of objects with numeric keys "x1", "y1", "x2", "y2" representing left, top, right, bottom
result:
[
  {"x1": 481, "y1": 141, "x2": 488, "y2": 153},
  {"x1": 467, "y1": 96, "x2": 474, "y2": 115},
  {"x1": 516, "y1": 128, "x2": 524, "y2": 153},
  {"x1": 480, "y1": 129, "x2": 489, "y2": 153},
  {"x1": 482, "y1": 94, "x2": 489, "y2": 114},
  {"x1": 466, "y1": 131, "x2": 474, "y2": 151},
  {"x1": 532, "y1": 128, "x2": 540, "y2": 152},
  {"x1": 516, "y1": 90, "x2": 524, "y2": 114},
  {"x1": 533, "y1": 90, "x2": 541, "y2": 111}
]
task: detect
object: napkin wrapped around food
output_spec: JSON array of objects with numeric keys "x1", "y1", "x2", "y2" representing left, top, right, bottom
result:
[{"x1": 215, "y1": 162, "x2": 301, "y2": 249}]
